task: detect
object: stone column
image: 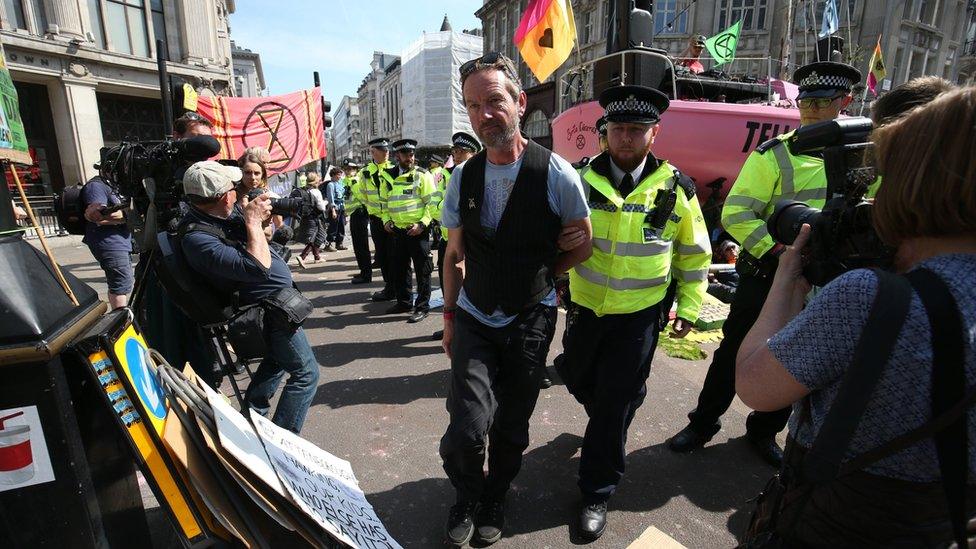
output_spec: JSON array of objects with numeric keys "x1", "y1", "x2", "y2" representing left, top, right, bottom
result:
[
  {"x1": 178, "y1": 0, "x2": 216, "y2": 63},
  {"x1": 42, "y1": 0, "x2": 85, "y2": 40},
  {"x1": 48, "y1": 77, "x2": 103, "y2": 185}
]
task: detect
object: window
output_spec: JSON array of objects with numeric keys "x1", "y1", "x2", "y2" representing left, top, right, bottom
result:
[
  {"x1": 106, "y1": 0, "x2": 149, "y2": 57},
  {"x1": 150, "y1": 0, "x2": 168, "y2": 59},
  {"x1": 3, "y1": 0, "x2": 26, "y2": 30},
  {"x1": 523, "y1": 109, "x2": 550, "y2": 138},
  {"x1": 29, "y1": 0, "x2": 47, "y2": 34},
  {"x1": 97, "y1": 92, "x2": 164, "y2": 144},
  {"x1": 87, "y1": 0, "x2": 106, "y2": 47},
  {"x1": 719, "y1": 0, "x2": 768, "y2": 31},
  {"x1": 583, "y1": 9, "x2": 594, "y2": 44},
  {"x1": 655, "y1": 0, "x2": 688, "y2": 34}
]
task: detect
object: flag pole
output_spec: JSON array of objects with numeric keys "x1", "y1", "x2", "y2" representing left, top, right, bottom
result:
[{"x1": 844, "y1": 0, "x2": 853, "y2": 64}]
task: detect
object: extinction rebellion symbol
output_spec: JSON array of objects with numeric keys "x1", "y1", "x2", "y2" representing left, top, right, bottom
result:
[
  {"x1": 713, "y1": 33, "x2": 736, "y2": 60},
  {"x1": 576, "y1": 134, "x2": 586, "y2": 150},
  {"x1": 242, "y1": 101, "x2": 300, "y2": 171}
]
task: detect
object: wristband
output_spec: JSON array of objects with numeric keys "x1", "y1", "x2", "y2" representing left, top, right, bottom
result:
[{"x1": 443, "y1": 310, "x2": 456, "y2": 321}]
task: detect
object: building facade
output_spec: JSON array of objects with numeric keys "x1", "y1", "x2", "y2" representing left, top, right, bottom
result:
[
  {"x1": 356, "y1": 51, "x2": 399, "y2": 153},
  {"x1": 477, "y1": 0, "x2": 973, "y2": 146},
  {"x1": 1, "y1": 0, "x2": 236, "y2": 195},
  {"x1": 378, "y1": 58, "x2": 402, "y2": 143},
  {"x1": 332, "y1": 94, "x2": 362, "y2": 162},
  {"x1": 231, "y1": 40, "x2": 264, "y2": 97}
]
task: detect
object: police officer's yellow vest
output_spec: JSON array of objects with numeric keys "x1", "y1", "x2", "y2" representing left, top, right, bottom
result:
[
  {"x1": 345, "y1": 176, "x2": 365, "y2": 212},
  {"x1": 430, "y1": 168, "x2": 451, "y2": 240},
  {"x1": 380, "y1": 168, "x2": 436, "y2": 228},
  {"x1": 570, "y1": 157, "x2": 711, "y2": 320},
  {"x1": 359, "y1": 161, "x2": 393, "y2": 217},
  {"x1": 721, "y1": 130, "x2": 828, "y2": 259}
]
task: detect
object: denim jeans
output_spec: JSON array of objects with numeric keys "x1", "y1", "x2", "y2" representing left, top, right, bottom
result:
[{"x1": 245, "y1": 315, "x2": 320, "y2": 433}]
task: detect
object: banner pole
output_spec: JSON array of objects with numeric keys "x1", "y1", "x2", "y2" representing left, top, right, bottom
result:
[
  {"x1": 157, "y1": 39, "x2": 174, "y2": 136},
  {"x1": 8, "y1": 162, "x2": 79, "y2": 306}
]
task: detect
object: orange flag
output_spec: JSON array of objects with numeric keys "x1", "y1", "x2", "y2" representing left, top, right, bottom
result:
[{"x1": 513, "y1": 0, "x2": 577, "y2": 83}]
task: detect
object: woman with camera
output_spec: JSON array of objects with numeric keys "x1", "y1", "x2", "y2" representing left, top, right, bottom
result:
[
  {"x1": 735, "y1": 87, "x2": 975, "y2": 546},
  {"x1": 237, "y1": 148, "x2": 283, "y2": 237}
]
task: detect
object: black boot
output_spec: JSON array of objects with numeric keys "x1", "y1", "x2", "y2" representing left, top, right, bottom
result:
[
  {"x1": 445, "y1": 501, "x2": 477, "y2": 546},
  {"x1": 579, "y1": 501, "x2": 607, "y2": 541},
  {"x1": 667, "y1": 424, "x2": 716, "y2": 453}
]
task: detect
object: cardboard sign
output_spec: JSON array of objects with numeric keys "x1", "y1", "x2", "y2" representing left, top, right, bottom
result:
[
  {"x1": 0, "y1": 41, "x2": 32, "y2": 165},
  {"x1": 251, "y1": 414, "x2": 403, "y2": 549}
]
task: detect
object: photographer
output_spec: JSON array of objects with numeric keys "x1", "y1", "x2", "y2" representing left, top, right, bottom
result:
[
  {"x1": 81, "y1": 168, "x2": 132, "y2": 310},
  {"x1": 180, "y1": 161, "x2": 321, "y2": 434},
  {"x1": 736, "y1": 87, "x2": 975, "y2": 546}
]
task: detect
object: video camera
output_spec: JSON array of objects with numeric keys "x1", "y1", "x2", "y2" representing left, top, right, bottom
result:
[
  {"x1": 766, "y1": 117, "x2": 894, "y2": 286},
  {"x1": 97, "y1": 135, "x2": 221, "y2": 249},
  {"x1": 245, "y1": 187, "x2": 315, "y2": 219}
]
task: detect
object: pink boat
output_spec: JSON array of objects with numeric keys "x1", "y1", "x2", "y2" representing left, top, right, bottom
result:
[{"x1": 551, "y1": 49, "x2": 801, "y2": 203}]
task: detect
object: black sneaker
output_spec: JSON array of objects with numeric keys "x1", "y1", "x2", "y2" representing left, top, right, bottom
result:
[
  {"x1": 474, "y1": 499, "x2": 504, "y2": 545},
  {"x1": 445, "y1": 501, "x2": 477, "y2": 546}
]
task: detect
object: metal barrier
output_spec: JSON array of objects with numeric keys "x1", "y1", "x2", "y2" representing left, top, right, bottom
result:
[{"x1": 11, "y1": 195, "x2": 68, "y2": 239}]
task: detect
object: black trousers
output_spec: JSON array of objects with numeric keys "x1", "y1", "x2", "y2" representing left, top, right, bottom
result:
[
  {"x1": 436, "y1": 237, "x2": 447, "y2": 290},
  {"x1": 687, "y1": 271, "x2": 791, "y2": 439},
  {"x1": 562, "y1": 302, "x2": 662, "y2": 503},
  {"x1": 369, "y1": 214, "x2": 394, "y2": 293},
  {"x1": 440, "y1": 303, "x2": 557, "y2": 503},
  {"x1": 392, "y1": 226, "x2": 432, "y2": 311},
  {"x1": 327, "y1": 207, "x2": 345, "y2": 245},
  {"x1": 349, "y1": 208, "x2": 371, "y2": 279}
]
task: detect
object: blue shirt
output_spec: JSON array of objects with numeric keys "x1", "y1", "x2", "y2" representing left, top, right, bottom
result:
[
  {"x1": 769, "y1": 254, "x2": 976, "y2": 482},
  {"x1": 180, "y1": 206, "x2": 294, "y2": 304},
  {"x1": 441, "y1": 151, "x2": 590, "y2": 327},
  {"x1": 81, "y1": 177, "x2": 131, "y2": 253},
  {"x1": 325, "y1": 180, "x2": 345, "y2": 209}
]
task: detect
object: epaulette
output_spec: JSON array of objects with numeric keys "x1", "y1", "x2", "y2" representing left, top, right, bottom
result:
[
  {"x1": 755, "y1": 137, "x2": 784, "y2": 154},
  {"x1": 571, "y1": 156, "x2": 591, "y2": 170},
  {"x1": 416, "y1": 167, "x2": 428, "y2": 173},
  {"x1": 674, "y1": 170, "x2": 696, "y2": 199}
]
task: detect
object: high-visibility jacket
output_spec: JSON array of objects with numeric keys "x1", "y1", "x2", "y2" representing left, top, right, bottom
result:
[
  {"x1": 344, "y1": 175, "x2": 365, "y2": 213},
  {"x1": 359, "y1": 160, "x2": 393, "y2": 217},
  {"x1": 430, "y1": 168, "x2": 452, "y2": 240},
  {"x1": 570, "y1": 154, "x2": 711, "y2": 320},
  {"x1": 721, "y1": 130, "x2": 828, "y2": 259},
  {"x1": 379, "y1": 167, "x2": 436, "y2": 228}
]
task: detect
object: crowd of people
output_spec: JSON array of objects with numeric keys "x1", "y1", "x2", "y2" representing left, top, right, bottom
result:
[{"x1": 69, "y1": 51, "x2": 975, "y2": 547}]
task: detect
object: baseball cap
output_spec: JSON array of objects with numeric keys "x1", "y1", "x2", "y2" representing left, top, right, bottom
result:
[{"x1": 183, "y1": 160, "x2": 243, "y2": 197}]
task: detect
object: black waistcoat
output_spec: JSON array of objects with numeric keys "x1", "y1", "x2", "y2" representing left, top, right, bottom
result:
[{"x1": 459, "y1": 139, "x2": 562, "y2": 316}]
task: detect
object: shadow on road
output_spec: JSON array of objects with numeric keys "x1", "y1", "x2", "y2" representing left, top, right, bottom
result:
[
  {"x1": 312, "y1": 334, "x2": 442, "y2": 368},
  {"x1": 312, "y1": 369, "x2": 449, "y2": 408}
]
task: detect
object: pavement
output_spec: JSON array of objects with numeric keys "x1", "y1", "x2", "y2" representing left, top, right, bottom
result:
[{"x1": 44, "y1": 234, "x2": 786, "y2": 549}]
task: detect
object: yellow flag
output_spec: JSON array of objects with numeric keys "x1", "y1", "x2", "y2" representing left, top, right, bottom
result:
[{"x1": 513, "y1": 0, "x2": 577, "y2": 82}]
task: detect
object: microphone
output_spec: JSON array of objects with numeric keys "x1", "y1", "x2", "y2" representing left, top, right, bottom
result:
[{"x1": 175, "y1": 135, "x2": 221, "y2": 162}]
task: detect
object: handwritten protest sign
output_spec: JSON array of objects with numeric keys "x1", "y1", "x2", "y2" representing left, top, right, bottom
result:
[{"x1": 251, "y1": 413, "x2": 402, "y2": 549}]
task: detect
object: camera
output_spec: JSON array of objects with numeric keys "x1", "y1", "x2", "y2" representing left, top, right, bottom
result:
[
  {"x1": 97, "y1": 135, "x2": 221, "y2": 249},
  {"x1": 767, "y1": 118, "x2": 894, "y2": 286},
  {"x1": 245, "y1": 187, "x2": 314, "y2": 218}
]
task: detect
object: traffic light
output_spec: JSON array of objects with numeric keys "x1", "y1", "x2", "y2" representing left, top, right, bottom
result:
[{"x1": 322, "y1": 100, "x2": 332, "y2": 128}]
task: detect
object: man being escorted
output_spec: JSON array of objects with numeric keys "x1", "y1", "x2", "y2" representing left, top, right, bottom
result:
[
  {"x1": 324, "y1": 167, "x2": 347, "y2": 252},
  {"x1": 360, "y1": 138, "x2": 400, "y2": 300},
  {"x1": 179, "y1": 161, "x2": 320, "y2": 433},
  {"x1": 431, "y1": 131, "x2": 481, "y2": 341},
  {"x1": 668, "y1": 61, "x2": 862, "y2": 466},
  {"x1": 561, "y1": 85, "x2": 710, "y2": 540},
  {"x1": 382, "y1": 138, "x2": 437, "y2": 323},
  {"x1": 439, "y1": 53, "x2": 592, "y2": 546}
]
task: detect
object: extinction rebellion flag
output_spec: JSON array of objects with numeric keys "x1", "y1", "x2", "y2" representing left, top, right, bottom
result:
[
  {"x1": 195, "y1": 87, "x2": 327, "y2": 176},
  {"x1": 704, "y1": 20, "x2": 741, "y2": 67}
]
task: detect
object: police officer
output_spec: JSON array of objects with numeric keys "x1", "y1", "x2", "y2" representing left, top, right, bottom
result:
[
  {"x1": 381, "y1": 139, "x2": 437, "y2": 323},
  {"x1": 668, "y1": 61, "x2": 862, "y2": 466},
  {"x1": 360, "y1": 137, "x2": 398, "y2": 299},
  {"x1": 343, "y1": 159, "x2": 372, "y2": 283},
  {"x1": 431, "y1": 132, "x2": 481, "y2": 340},
  {"x1": 558, "y1": 85, "x2": 710, "y2": 540}
]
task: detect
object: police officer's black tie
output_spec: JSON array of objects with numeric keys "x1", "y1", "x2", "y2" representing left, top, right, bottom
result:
[{"x1": 619, "y1": 173, "x2": 635, "y2": 197}]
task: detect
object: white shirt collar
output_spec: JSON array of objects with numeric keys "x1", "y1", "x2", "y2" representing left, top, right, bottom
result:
[{"x1": 609, "y1": 157, "x2": 646, "y2": 189}]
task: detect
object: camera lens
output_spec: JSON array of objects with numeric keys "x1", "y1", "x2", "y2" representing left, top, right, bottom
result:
[{"x1": 767, "y1": 200, "x2": 821, "y2": 245}]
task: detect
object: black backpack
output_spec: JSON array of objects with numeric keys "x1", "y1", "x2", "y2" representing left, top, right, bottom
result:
[
  {"x1": 53, "y1": 183, "x2": 86, "y2": 235},
  {"x1": 152, "y1": 225, "x2": 239, "y2": 327}
]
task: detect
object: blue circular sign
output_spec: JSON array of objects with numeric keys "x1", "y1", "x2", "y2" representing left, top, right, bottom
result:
[{"x1": 125, "y1": 338, "x2": 166, "y2": 420}]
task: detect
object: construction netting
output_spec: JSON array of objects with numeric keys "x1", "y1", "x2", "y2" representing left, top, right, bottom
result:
[{"x1": 401, "y1": 31, "x2": 482, "y2": 148}]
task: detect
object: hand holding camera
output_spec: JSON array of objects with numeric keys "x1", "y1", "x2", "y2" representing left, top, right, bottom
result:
[{"x1": 243, "y1": 191, "x2": 273, "y2": 226}]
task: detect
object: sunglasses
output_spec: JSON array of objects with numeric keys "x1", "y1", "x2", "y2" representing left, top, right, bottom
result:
[
  {"x1": 797, "y1": 95, "x2": 844, "y2": 109},
  {"x1": 459, "y1": 52, "x2": 520, "y2": 84}
]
